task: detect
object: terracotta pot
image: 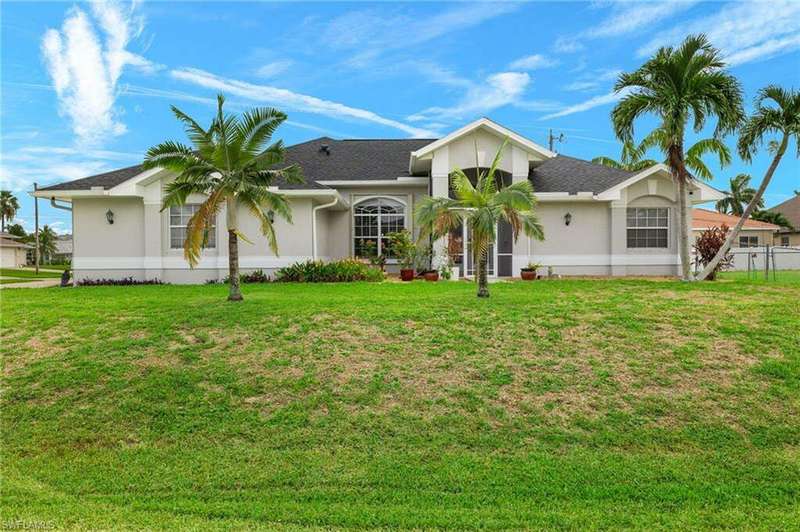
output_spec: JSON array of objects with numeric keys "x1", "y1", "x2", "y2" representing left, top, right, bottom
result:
[
  {"x1": 521, "y1": 270, "x2": 537, "y2": 280},
  {"x1": 424, "y1": 271, "x2": 439, "y2": 282},
  {"x1": 400, "y1": 269, "x2": 415, "y2": 282}
]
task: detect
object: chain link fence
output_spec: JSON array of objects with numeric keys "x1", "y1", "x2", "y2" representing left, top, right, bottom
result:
[{"x1": 694, "y1": 245, "x2": 800, "y2": 280}]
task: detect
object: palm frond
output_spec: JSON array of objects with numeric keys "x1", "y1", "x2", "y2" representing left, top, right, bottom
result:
[{"x1": 183, "y1": 189, "x2": 225, "y2": 267}]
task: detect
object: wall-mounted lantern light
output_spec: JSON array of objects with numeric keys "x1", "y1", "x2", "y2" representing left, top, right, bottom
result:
[
  {"x1": 564, "y1": 212, "x2": 572, "y2": 226},
  {"x1": 105, "y1": 209, "x2": 115, "y2": 225}
]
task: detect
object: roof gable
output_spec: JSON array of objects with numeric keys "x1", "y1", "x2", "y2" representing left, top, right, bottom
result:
[{"x1": 769, "y1": 195, "x2": 800, "y2": 228}]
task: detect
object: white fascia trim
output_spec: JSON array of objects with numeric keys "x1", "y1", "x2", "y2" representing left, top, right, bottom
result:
[
  {"x1": 31, "y1": 189, "x2": 107, "y2": 199},
  {"x1": 691, "y1": 181, "x2": 727, "y2": 202},
  {"x1": 410, "y1": 117, "x2": 556, "y2": 161},
  {"x1": 514, "y1": 254, "x2": 681, "y2": 267},
  {"x1": 595, "y1": 164, "x2": 671, "y2": 200},
  {"x1": 536, "y1": 192, "x2": 599, "y2": 202},
  {"x1": 108, "y1": 167, "x2": 167, "y2": 196},
  {"x1": 316, "y1": 178, "x2": 428, "y2": 186},
  {"x1": 693, "y1": 226, "x2": 776, "y2": 232},
  {"x1": 76, "y1": 255, "x2": 318, "y2": 270}
]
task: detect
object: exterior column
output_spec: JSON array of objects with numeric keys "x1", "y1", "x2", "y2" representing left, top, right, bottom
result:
[
  {"x1": 511, "y1": 146, "x2": 530, "y2": 274},
  {"x1": 142, "y1": 182, "x2": 163, "y2": 280},
  {"x1": 609, "y1": 199, "x2": 627, "y2": 276},
  {"x1": 430, "y1": 146, "x2": 450, "y2": 271}
]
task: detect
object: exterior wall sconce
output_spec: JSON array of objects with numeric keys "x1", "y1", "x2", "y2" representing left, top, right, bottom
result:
[
  {"x1": 564, "y1": 212, "x2": 572, "y2": 226},
  {"x1": 106, "y1": 209, "x2": 115, "y2": 225}
]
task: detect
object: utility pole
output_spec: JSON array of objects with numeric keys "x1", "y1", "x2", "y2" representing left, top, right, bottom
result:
[
  {"x1": 34, "y1": 182, "x2": 40, "y2": 274},
  {"x1": 548, "y1": 129, "x2": 565, "y2": 152}
]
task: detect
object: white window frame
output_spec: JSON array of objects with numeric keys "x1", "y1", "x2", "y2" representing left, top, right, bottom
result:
[
  {"x1": 626, "y1": 207, "x2": 669, "y2": 249},
  {"x1": 739, "y1": 235, "x2": 759, "y2": 248},
  {"x1": 169, "y1": 204, "x2": 216, "y2": 250},
  {"x1": 351, "y1": 196, "x2": 408, "y2": 260}
]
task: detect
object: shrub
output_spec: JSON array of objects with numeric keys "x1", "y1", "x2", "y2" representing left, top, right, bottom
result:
[
  {"x1": 276, "y1": 259, "x2": 384, "y2": 283},
  {"x1": 77, "y1": 277, "x2": 164, "y2": 286},
  {"x1": 220, "y1": 269, "x2": 271, "y2": 284},
  {"x1": 694, "y1": 224, "x2": 734, "y2": 280}
]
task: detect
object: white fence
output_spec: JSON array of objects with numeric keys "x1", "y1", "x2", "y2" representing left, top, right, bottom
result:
[{"x1": 694, "y1": 246, "x2": 800, "y2": 276}]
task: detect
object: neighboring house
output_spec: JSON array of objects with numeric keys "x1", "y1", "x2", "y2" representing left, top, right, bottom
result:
[
  {"x1": 53, "y1": 234, "x2": 73, "y2": 263},
  {"x1": 768, "y1": 195, "x2": 800, "y2": 247},
  {"x1": 691, "y1": 208, "x2": 779, "y2": 248},
  {"x1": 0, "y1": 232, "x2": 33, "y2": 268},
  {"x1": 33, "y1": 118, "x2": 724, "y2": 283}
]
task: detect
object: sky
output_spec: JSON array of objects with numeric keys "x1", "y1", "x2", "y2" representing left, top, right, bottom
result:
[{"x1": 1, "y1": 0, "x2": 798, "y2": 235}]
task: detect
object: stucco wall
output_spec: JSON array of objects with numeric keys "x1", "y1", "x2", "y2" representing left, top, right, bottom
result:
[
  {"x1": 0, "y1": 247, "x2": 27, "y2": 268},
  {"x1": 73, "y1": 197, "x2": 145, "y2": 266},
  {"x1": 775, "y1": 232, "x2": 800, "y2": 247}
]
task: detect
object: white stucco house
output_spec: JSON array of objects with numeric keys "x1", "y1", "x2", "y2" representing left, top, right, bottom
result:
[{"x1": 33, "y1": 118, "x2": 724, "y2": 283}]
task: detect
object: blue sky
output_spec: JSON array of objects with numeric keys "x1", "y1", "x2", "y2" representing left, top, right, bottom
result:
[{"x1": 2, "y1": 0, "x2": 798, "y2": 234}]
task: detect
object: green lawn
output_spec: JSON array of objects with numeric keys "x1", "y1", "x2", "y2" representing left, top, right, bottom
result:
[
  {"x1": 0, "y1": 278, "x2": 38, "y2": 285},
  {"x1": 2, "y1": 278, "x2": 799, "y2": 529},
  {"x1": 0, "y1": 267, "x2": 63, "y2": 279}
]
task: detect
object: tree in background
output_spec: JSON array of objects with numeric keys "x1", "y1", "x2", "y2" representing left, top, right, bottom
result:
[
  {"x1": 0, "y1": 190, "x2": 20, "y2": 232},
  {"x1": 143, "y1": 94, "x2": 302, "y2": 301},
  {"x1": 750, "y1": 210, "x2": 794, "y2": 230},
  {"x1": 611, "y1": 34, "x2": 743, "y2": 280},
  {"x1": 715, "y1": 174, "x2": 763, "y2": 216},
  {"x1": 698, "y1": 85, "x2": 800, "y2": 280},
  {"x1": 37, "y1": 225, "x2": 58, "y2": 264},
  {"x1": 415, "y1": 139, "x2": 544, "y2": 298},
  {"x1": 6, "y1": 223, "x2": 26, "y2": 238}
]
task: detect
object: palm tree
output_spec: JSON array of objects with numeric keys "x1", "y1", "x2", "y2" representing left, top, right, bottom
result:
[
  {"x1": 594, "y1": 130, "x2": 731, "y2": 179},
  {"x1": 751, "y1": 210, "x2": 793, "y2": 230},
  {"x1": 38, "y1": 225, "x2": 58, "y2": 264},
  {"x1": 698, "y1": 85, "x2": 800, "y2": 280},
  {"x1": 415, "y1": 139, "x2": 544, "y2": 298},
  {"x1": 143, "y1": 94, "x2": 302, "y2": 301},
  {"x1": 715, "y1": 174, "x2": 763, "y2": 216},
  {"x1": 611, "y1": 34, "x2": 744, "y2": 280},
  {"x1": 0, "y1": 190, "x2": 20, "y2": 232}
]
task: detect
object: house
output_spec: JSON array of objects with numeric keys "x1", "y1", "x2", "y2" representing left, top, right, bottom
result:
[
  {"x1": 691, "y1": 208, "x2": 779, "y2": 248},
  {"x1": 0, "y1": 232, "x2": 33, "y2": 268},
  {"x1": 53, "y1": 234, "x2": 73, "y2": 263},
  {"x1": 33, "y1": 118, "x2": 724, "y2": 283},
  {"x1": 768, "y1": 195, "x2": 800, "y2": 247}
]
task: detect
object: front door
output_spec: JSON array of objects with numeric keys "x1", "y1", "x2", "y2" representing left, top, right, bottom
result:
[{"x1": 448, "y1": 221, "x2": 513, "y2": 278}]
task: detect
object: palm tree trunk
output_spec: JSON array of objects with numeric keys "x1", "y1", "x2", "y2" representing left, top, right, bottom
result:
[
  {"x1": 227, "y1": 230, "x2": 243, "y2": 301},
  {"x1": 225, "y1": 197, "x2": 243, "y2": 301},
  {"x1": 668, "y1": 144, "x2": 692, "y2": 280},
  {"x1": 1, "y1": 216, "x2": 5, "y2": 232},
  {"x1": 696, "y1": 134, "x2": 788, "y2": 281},
  {"x1": 477, "y1": 249, "x2": 489, "y2": 298}
]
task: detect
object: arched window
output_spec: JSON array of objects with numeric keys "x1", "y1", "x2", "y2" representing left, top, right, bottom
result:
[{"x1": 353, "y1": 197, "x2": 405, "y2": 258}]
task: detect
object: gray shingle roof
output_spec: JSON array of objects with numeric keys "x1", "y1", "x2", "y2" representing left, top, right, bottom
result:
[
  {"x1": 38, "y1": 138, "x2": 633, "y2": 195},
  {"x1": 769, "y1": 194, "x2": 800, "y2": 230},
  {"x1": 530, "y1": 155, "x2": 634, "y2": 194}
]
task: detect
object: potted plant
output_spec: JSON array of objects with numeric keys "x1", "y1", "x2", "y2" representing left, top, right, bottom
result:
[
  {"x1": 521, "y1": 262, "x2": 541, "y2": 280},
  {"x1": 388, "y1": 230, "x2": 415, "y2": 281},
  {"x1": 424, "y1": 270, "x2": 440, "y2": 282}
]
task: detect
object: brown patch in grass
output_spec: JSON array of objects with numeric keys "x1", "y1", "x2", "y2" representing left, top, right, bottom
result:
[{"x1": 2, "y1": 326, "x2": 72, "y2": 376}]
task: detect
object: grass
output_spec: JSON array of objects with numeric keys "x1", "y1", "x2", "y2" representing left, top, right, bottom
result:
[
  {"x1": 2, "y1": 277, "x2": 799, "y2": 529},
  {"x1": 0, "y1": 278, "x2": 38, "y2": 285},
  {"x1": 0, "y1": 268, "x2": 62, "y2": 279}
]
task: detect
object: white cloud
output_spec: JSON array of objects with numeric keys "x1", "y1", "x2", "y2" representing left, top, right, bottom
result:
[
  {"x1": 408, "y1": 72, "x2": 531, "y2": 122},
  {"x1": 508, "y1": 54, "x2": 558, "y2": 71},
  {"x1": 40, "y1": 1, "x2": 160, "y2": 145},
  {"x1": 170, "y1": 68, "x2": 437, "y2": 138},
  {"x1": 638, "y1": 0, "x2": 800, "y2": 66},
  {"x1": 562, "y1": 68, "x2": 621, "y2": 92},
  {"x1": 254, "y1": 60, "x2": 293, "y2": 79},
  {"x1": 539, "y1": 88, "x2": 631, "y2": 121},
  {"x1": 555, "y1": 1, "x2": 696, "y2": 55}
]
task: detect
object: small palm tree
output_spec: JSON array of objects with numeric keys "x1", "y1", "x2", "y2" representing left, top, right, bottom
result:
[
  {"x1": 0, "y1": 190, "x2": 20, "y2": 232},
  {"x1": 143, "y1": 94, "x2": 302, "y2": 301},
  {"x1": 38, "y1": 225, "x2": 58, "y2": 264},
  {"x1": 415, "y1": 139, "x2": 544, "y2": 298},
  {"x1": 611, "y1": 34, "x2": 744, "y2": 280},
  {"x1": 698, "y1": 85, "x2": 800, "y2": 280},
  {"x1": 715, "y1": 174, "x2": 763, "y2": 216}
]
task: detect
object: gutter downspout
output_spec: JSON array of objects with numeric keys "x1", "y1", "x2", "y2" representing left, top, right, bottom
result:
[
  {"x1": 312, "y1": 196, "x2": 338, "y2": 261},
  {"x1": 50, "y1": 197, "x2": 72, "y2": 211}
]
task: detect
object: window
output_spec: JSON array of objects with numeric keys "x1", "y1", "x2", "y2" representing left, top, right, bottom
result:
[
  {"x1": 627, "y1": 208, "x2": 668, "y2": 248},
  {"x1": 781, "y1": 235, "x2": 790, "y2": 247},
  {"x1": 738, "y1": 235, "x2": 759, "y2": 248},
  {"x1": 170, "y1": 205, "x2": 216, "y2": 249},
  {"x1": 353, "y1": 197, "x2": 405, "y2": 258}
]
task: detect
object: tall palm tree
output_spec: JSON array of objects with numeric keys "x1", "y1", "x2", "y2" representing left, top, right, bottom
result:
[
  {"x1": 415, "y1": 139, "x2": 544, "y2": 298},
  {"x1": 143, "y1": 94, "x2": 302, "y2": 301},
  {"x1": 38, "y1": 225, "x2": 57, "y2": 264},
  {"x1": 594, "y1": 130, "x2": 731, "y2": 179},
  {"x1": 611, "y1": 34, "x2": 743, "y2": 280},
  {"x1": 698, "y1": 85, "x2": 800, "y2": 280},
  {"x1": 0, "y1": 190, "x2": 20, "y2": 232},
  {"x1": 715, "y1": 174, "x2": 763, "y2": 216}
]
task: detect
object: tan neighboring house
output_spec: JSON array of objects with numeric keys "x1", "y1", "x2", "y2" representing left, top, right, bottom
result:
[
  {"x1": 0, "y1": 232, "x2": 33, "y2": 268},
  {"x1": 32, "y1": 118, "x2": 725, "y2": 283},
  {"x1": 768, "y1": 195, "x2": 800, "y2": 247},
  {"x1": 692, "y1": 208, "x2": 779, "y2": 247}
]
